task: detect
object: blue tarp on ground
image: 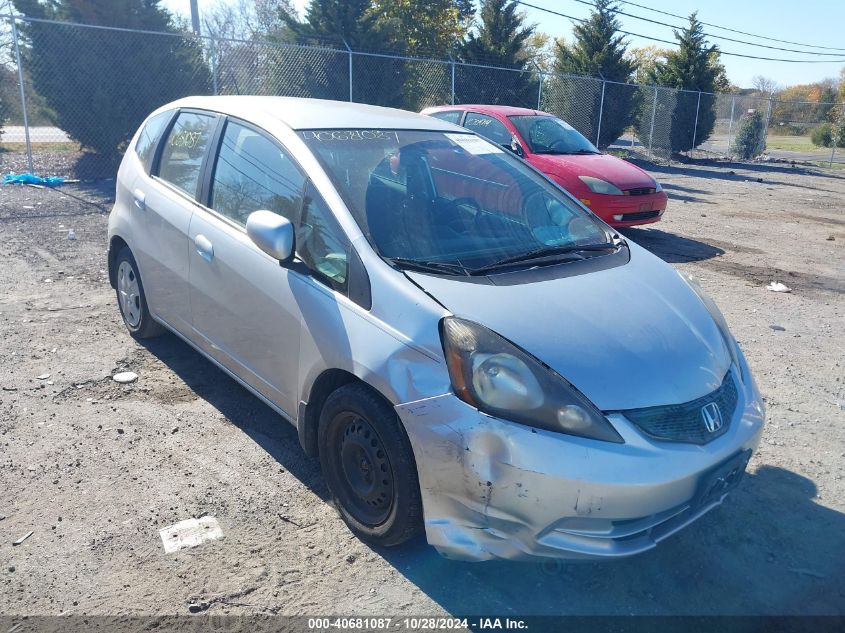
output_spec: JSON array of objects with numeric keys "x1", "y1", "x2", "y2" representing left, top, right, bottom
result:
[{"x1": 3, "y1": 173, "x2": 65, "y2": 187}]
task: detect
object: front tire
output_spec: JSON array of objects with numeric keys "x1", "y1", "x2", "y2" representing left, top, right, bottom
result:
[
  {"x1": 318, "y1": 383, "x2": 423, "y2": 547},
  {"x1": 114, "y1": 246, "x2": 163, "y2": 339}
]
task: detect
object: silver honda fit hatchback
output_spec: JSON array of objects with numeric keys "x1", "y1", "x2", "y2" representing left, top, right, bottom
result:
[{"x1": 108, "y1": 96, "x2": 765, "y2": 561}]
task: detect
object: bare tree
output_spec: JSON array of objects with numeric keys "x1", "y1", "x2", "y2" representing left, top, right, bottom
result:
[
  {"x1": 751, "y1": 75, "x2": 779, "y2": 96},
  {"x1": 201, "y1": 0, "x2": 294, "y2": 40}
]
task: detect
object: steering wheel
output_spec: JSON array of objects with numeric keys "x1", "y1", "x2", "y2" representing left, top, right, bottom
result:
[
  {"x1": 439, "y1": 197, "x2": 482, "y2": 234},
  {"x1": 549, "y1": 139, "x2": 569, "y2": 152}
]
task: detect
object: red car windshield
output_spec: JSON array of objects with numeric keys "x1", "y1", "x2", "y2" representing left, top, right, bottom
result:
[{"x1": 509, "y1": 115, "x2": 599, "y2": 156}]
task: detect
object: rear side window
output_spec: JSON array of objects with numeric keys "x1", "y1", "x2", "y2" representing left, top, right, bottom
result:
[
  {"x1": 210, "y1": 121, "x2": 305, "y2": 226},
  {"x1": 429, "y1": 110, "x2": 463, "y2": 124},
  {"x1": 134, "y1": 111, "x2": 172, "y2": 172},
  {"x1": 158, "y1": 111, "x2": 217, "y2": 198},
  {"x1": 463, "y1": 112, "x2": 511, "y2": 146}
]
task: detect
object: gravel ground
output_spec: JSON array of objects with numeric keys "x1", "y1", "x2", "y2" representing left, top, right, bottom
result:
[{"x1": 0, "y1": 159, "x2": 843, "y2": 617}]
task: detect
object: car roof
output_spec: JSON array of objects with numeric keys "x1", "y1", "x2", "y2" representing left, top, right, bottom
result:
[
  {"x1": 160, "y1": 95, "x2": 464, "y2": 132},
  {"x1": 423, "y1": 104, "x2": 550, "y2": 117}
]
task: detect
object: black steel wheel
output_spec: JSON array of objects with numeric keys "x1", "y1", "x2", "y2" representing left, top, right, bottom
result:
[{"x1": 318, "y1": 383, "x2": 423, "y2": 546}]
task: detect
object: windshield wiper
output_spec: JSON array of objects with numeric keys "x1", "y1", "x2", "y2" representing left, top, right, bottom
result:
[
  {"x1": 469, "y1": 242, "x2": 623, "y2": 275},
  {"x1": 535, "y1": 149, "x2": 600, "y2": 155},
  {"x1": 385, "y1": 257, "x2": 470, "y2": 276}
]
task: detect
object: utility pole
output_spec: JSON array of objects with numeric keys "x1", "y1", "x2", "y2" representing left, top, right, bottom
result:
[{"x1": 189, "y1": 0, "x2": 200, "y2": 35}]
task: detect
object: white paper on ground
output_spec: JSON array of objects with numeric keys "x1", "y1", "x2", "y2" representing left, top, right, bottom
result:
[
  {"x1": 766, "y1": 281, "x2": 791, "y2": 293},
  {"x1": 159, "y1": 516, "x2": 223, "y2": 553}
]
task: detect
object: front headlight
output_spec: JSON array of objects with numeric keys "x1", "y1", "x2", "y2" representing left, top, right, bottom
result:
[
  {"x1": 579, "y1": 176, "x2": 624, "y2": 195},
  {"x1": 679, "y1": 272, "x2": 743, "y2": 380},
  {"x1": 653, "y1": 179, "x2": 663, "y2": 192},
  {"x1": 440, "y1": 317, "x2": 623, "y2": 443}
]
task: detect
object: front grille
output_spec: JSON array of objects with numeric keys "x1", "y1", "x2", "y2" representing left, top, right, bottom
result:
[
  {"x1": 624, "y1": 187, "x2": 656, "y2": 196},
  {"x1": 620, "y1": 210, "x2": 660, "y2": 222},
  {"x1": 622, "y1": 371, "x2": 739, "y2": 444}
]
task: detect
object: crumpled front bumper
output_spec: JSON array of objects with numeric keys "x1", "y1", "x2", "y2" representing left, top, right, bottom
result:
[{"x1": 395, "y1": 372, "x2": 764, "y2": 562}]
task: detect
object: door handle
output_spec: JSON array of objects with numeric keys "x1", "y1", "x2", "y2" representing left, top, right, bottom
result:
[
  {"x1": 194, "y1": 234, "x2": 214, "y2": 262},
  {"x1": 132, "y1": 188, "x2": 146, "y2": 211}
]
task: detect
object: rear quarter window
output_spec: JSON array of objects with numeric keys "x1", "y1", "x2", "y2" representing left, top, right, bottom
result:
[
  {"x1": 134, "y1": 111, "x2": 173, "y2": 173},
  {"x1": 157, "y1": 111, "x2": 217, "y2": 199}
]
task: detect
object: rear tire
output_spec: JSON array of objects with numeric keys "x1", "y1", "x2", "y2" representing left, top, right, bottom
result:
[
  {"x1": 318, "y1": 383, "x2": 423, "y2": 547},
  {"x1": 114, "y1": 246, "x2": 164, "y2": 339}
]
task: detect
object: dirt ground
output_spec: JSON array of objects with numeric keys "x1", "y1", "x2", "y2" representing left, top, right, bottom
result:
[{"x1": 0, "y1": 156, "x2": 843, "y2": 618}]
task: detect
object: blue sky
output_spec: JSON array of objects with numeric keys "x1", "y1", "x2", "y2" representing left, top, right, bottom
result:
[{"x1": 162, "y1": 0, "x2": 845, "y2": 89}]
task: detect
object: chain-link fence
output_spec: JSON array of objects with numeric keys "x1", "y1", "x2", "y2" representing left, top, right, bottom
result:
[{"x1": 2, "y1": 14, "x2": 844, "y2": 178}]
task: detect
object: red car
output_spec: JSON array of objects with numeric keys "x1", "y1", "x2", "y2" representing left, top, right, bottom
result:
[{"x1": 420, "y1": 105, "x2": 668, "y2": 227}]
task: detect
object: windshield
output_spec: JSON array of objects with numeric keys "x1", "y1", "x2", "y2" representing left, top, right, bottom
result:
[
  {"x1": 300, "y1": 129, "x2": 611, "y2": 272},
  {"x1": 509, "y1": 116, "x2": 599, "y2": 155}
]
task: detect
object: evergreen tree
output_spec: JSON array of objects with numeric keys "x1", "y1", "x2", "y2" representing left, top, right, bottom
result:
[
  {"x1": 282, "y1": 0, "x2": 384, "y2": 50},
  {"x1": 552, "y1": 0, "x2": 637, "y2": 148},
  {"x1": 12, "y1": 0, "x2": 210, "y2": 157},
  {"x1": 456, "y1": 0, "x2": 536, "y2": 106},
  {"x1": 650, "y1": 13, "x2": 722, "y2": 152},
  {"x1": 278, "y1": 0, "x2": 403, "y2": 106},
  {"x1": 732, "y1": 110, "x2": 766, "y2": 159}
]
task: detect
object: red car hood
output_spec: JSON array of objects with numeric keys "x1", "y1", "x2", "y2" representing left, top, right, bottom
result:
[{"x1": 530, "y1": 153, "x2": 656, "y2": 190}]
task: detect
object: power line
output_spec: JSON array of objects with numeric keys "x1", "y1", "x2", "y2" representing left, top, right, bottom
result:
[
  {"x1": 618, "y1": 0, "x2": 845, "y2": 53},
  {"x1": 566, "y1": 0, "x2": 845, "y2": 57},
  {"x1": 515, "y1": 1, "x2": 845, "y2": 63}
]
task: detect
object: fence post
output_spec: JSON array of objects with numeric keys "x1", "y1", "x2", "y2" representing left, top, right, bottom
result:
[
  {"x1": 691, "y1": 90, "x2": 702, "y2": 151},
  {"x1": 536, "y1": 72, "x2": 543, "y2": 110},
  {"x1": 726, "y1": 94, "x2": 736, "y2": 156},
  {"x1": 9, "y1": 11, "x2": 33, "y2": 173},
  {"x1": 595, "y1": 79, "x2": 606, "y2": 147},
  {"x1": 648, "y1": 85, "x2": 658, "y2": 159},
  {"x1": 763, "y1": 93, "x2": 773, "y2": 153},
  {"x1": 831, "y1": 107, "x2": 844, "y2": 168},
  {"x1": 342, "y1": 39, "x2": 352, "y2": 102},
  {"x1": 450, "y1": 55, "x2": 456, "y2": 105},
  {"x1": 210, "y1": 36, "x2": 219, "y2": 96}
]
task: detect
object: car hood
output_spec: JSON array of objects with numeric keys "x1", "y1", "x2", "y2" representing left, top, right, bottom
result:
[
  {"x1": 407, "y1": 242, "x2": 731, "y2": 411},
  {"x1": 530, "y1": 152, "x2": 656, "y2": 190}
]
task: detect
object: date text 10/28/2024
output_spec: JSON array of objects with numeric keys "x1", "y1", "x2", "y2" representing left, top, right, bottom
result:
[{"x1": 306, "y1": 618, "x2": 528, "y2": 630}]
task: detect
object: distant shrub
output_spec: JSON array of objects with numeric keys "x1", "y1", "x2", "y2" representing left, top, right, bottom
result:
[
  {"x1": 811, "y1": 123, "x2": 833, "y2": 147},
  {"x1": 811, "y1": 121, "x2": 845, "y2": 148},
  {"x1": 732, "y1": 110, "x2": 767, "y2": 159}
]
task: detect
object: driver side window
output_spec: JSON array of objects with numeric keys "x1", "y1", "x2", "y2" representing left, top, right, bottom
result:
[
  {"x1": 297, "y1": 181, "x2": 349, "y2": 292},
  {"x1": 463, "y1": 112, "x2": 512, "y2": 146}
]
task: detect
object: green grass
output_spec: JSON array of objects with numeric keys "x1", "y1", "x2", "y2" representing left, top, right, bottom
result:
[{"x1": 764, "y1": 135, "x2": 823, "y2": 153}]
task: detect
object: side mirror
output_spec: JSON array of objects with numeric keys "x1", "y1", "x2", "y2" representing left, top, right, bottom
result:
[
  {"x1": 246, "y1": 210, "x2": 295, "y2": 264},
  {"x1": 510, "y1": 135, "x2": 524, "y2": 158}
]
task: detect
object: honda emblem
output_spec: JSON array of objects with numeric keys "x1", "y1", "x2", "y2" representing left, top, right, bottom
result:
[{"x1": 701, "y1": 402, "x2": 723, "y2": 433}]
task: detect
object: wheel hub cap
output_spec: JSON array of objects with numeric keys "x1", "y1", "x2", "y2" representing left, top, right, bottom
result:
[{"x1": 117, "y1": 261, "x2": 142, "y2": 328}]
